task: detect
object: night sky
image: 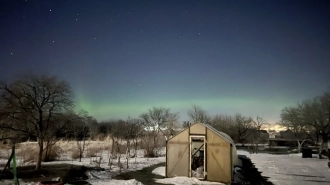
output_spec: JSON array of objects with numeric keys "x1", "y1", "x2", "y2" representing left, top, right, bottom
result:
[{"x1": 1, "y1": 0, "x2": 330, "y2": 123}]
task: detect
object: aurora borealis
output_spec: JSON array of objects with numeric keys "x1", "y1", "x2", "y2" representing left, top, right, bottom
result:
[{"x1": 1, "y1": 0, "x2": 330, "y2": 123}]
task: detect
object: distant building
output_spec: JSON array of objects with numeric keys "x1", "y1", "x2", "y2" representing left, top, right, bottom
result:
[{"x1": 268, "y1": 129, "x2": 314, "y2": 147}]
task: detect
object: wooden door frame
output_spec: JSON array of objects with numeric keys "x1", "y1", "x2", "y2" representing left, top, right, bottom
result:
[{"x1": 189, "y1": 135, "x2": 206, "y2": 179}]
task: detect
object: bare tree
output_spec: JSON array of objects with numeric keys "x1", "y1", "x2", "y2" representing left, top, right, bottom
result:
[
  {"x1": 72, "y1": 110, "x2": 95, "y2": 162},
  {"x1": 139, "y1": 107, "x2": 176, "y2": 157},
  {"x1": 98, "y1": 120, "x2": 115, "y2": 169},
  {"x1": 106, "y1": 120, "x2": 120, "y2": 169},
  {"x1": 298, "y1": 92, "x2": 330, "y2": 158},
  {"x1": 187, "y1": 105, "x2": 211, "y2": 124},
  {"x1": 0, "y1": 74, "x2": 74, "y2": 170},
  {"x1": 251, "y1": 116, "x2": 267, "y2": 153},
  {"x1": 210, "y1": 114, "x2": 235, "y2": 137},
  {"x1": 126, "y1": 118, "x2": 143, "y2": 159},
  {"x1": 122, "y1": 118, "x2": 139, "y2": 169},
  {"x1": 43, "y1": 111, "x2": 77, "y2": 161},
  {"x1": 163, "y1": 113, "x2": 179, "y2": 140},
  {"x1": 183, "y1": 121, "x2": 191, "y2": 128},
  {"x1": 280, "y1": 107, "x2": 310, "y2": 152},
  {"x1": 233, "y1": 114, "x2": 253, "y2": 144}
]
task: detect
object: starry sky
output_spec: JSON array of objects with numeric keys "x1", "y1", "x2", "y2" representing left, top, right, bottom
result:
[{"x1": 1, "y1": 0, "x2": 330, "y2": 124}]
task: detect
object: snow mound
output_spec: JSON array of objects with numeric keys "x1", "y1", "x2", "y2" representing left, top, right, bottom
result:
[
  {"x1": 155, "y1": 177, "x2": 225, "y2": 185},
  {"x1": 152, "y1": 166, "x2": 165, "y2": 176},
  {"x1": 289, "y1": 153, "x2": 319, "y2": 158},
  {"x1": 87, "y1": 179, "x2": 143, "y2": 185}
]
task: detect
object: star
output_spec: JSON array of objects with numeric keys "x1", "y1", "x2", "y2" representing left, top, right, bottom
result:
[{"x1": 50, "y1": 9, "x2": 52, "y2": 12}]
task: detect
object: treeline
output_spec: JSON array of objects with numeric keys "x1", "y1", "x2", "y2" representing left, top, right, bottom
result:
[
  {"x1": 2, "y1": 73, "x2": 327, "y2": 169},
  {"x1": 0, "y1": 74, "x2": 270, "y2": 170},
  {"x1": 184, "y1": 106, "x2": 269, "y2": 146},
  {"x1": 280, "y1": 90, "x2": 330, "y2": 158},
  {"x1": 0, "y1": 74, "x2": 181, "y2": 170}
]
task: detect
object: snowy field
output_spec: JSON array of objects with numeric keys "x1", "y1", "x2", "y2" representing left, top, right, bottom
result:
[
  {"x1": 238, "y1": 150, "x2": 330, "y2": 185},
  {"x1": 0, "y1": 141, "x2": 225, "y2": 185},
  {"x1": 1, "y1": 141, "x2": 330, "y2": 185}
]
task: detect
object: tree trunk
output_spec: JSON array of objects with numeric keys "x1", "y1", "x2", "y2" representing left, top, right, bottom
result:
[
  {"x1": 79, "y1": 145, "x2": 82, "y2": 162},
  {"x1": 44, "y1": 142, "x2": 49, "y2": 162},
  {"x1": 118, "y1": 153, "x2": 121, "y2": 172},
  {"x1": 319, "y1": 135, "x2": 328, "y2": 159},
  {"x1": 255, "y1": 141, "x2": 259, "y2": 154},
  {"x1": 126, "y1": 140, "x2": 130, "y2": 169},
  {"x1": 297, "y1": 140, "x2": 302, "y2": 153},
  {"x1": 134, "y1": 138, "x2": 138, "y2": 156},
  {"x1": 36, "y1": 137, "x2": 44, "y2": 170},
  {"x1": 297, "y1": 139, "x2": 306, "y2": 153}
]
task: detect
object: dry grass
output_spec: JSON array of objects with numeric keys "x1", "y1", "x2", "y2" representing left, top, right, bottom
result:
[
  {"x1": 86, "y1": 146, "x2": 103, "y2": 157},
  {"x1": 15, "y1": 143, "x2": 62, "y2": 162},
  {"x1": 16, "y1": 145, "x2": 39, "y2": 163},
  {"x1": 8, "y1": 137, "x2": 119, "y2": 164},
  {"x1": 0, "y1": 144, "x2": 11, "y2": 160}
]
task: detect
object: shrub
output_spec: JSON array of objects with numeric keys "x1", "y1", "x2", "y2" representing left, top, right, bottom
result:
[
  {"x1": 16, "y1": 143, "x2": 61, "y2": 162},
  {"x1": 141, "y1": 134, "x2": 166, "y2": 157},
  {"x1": 86, "y1": 146, "x2": 102, "y2": 157},
  {"x1": 71, "y1": 149, "x2": 80, "y2": 159},
  {"x1": 43, "y1": 145, "x2": 61, "y2": 162}
]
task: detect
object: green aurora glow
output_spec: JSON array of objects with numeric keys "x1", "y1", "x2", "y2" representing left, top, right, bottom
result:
[{"x1": 74, "y1": 95, "x2": 296, "y2": 123}]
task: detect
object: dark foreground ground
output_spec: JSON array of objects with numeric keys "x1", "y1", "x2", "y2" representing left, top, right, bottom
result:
[
  {"x1": 113, "y1": 160, "x2": 273, "y2": 185},
  {"x1": 1, "y1": 161, "x2": 273, "y2": 185},
  {"x1": 0, "y1": 163, "x2": 99, "y2": 183},
  {"x1": 112, "y1": 162, "x2": 166, "y2": 185}
]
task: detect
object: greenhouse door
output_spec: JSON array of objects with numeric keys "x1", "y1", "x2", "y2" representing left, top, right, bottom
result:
[{"x1": 189, "y1": 136, "x2": 206, "y2": 179}]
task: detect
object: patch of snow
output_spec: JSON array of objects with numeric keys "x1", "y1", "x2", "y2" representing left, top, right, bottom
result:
[
  {"x1": 87, "y1": 179, "x2": 143, "y2": 185},
  {"x1": 0, "y1": 179, "x2": 38, "y2": 185},
  {"x1": 155, "y1": 177, "x2": 225, "y2": 185},
  {"x1": 0, "y1": 144, "x2": 166, "y2": 185},
  {"x1": 237, "y1": 150, "x2": 330, "y2": 185},
  {"x1": 152, "y1": 166, "x2": 165, "y2": 176},
  {"x1": 288, "y1": 153, "x2": 319, "y2": 158}
]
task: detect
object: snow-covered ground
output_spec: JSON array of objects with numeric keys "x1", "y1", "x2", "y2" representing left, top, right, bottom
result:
[
  {"x1": 0, "y1": 179, "x2": 144, "y2": 185},
  {"x1": 0, "y1": 141, "x2": 165, "y2": 185},
  {"x1": 2, "y1": 141, "x2": 330, "y2": 185},
  {"x1": 151, "y1": 166, "x2": 225, "y2": 185},
  {"x1": 238, "y1": 150, "x2": 330, "y2": 185}
]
